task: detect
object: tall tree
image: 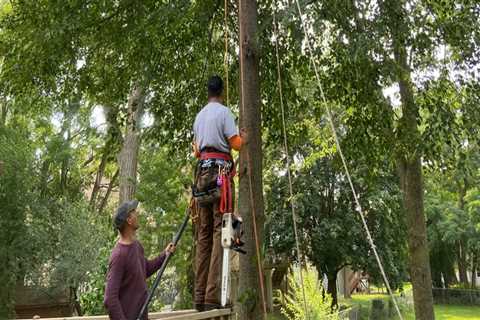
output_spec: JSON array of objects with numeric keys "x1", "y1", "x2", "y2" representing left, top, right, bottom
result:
[
  {"x1": 118, "y1": 84, "x2": 145, "y2": 204},
  {"x1": 381, "y1": 1, "x2": 435, "y2": 318},
  {"x1": 238, "y1": 1, "x2": 265, "y2": 319}
]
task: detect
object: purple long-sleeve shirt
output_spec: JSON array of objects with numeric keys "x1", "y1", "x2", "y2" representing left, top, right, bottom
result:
[{"x1": 104, "y1": 240, "x2": 166, "y2": 320}]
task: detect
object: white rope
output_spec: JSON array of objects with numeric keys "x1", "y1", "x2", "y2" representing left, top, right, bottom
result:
[
  {"x1": 292, "y1": 1, "x2": 404, "y2": 319},
  {"x1": 272, "y1": 9, "x2": 310, "y2": 320}
]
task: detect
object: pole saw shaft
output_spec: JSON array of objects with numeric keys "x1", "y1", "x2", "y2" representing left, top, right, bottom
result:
[{"x1": 136, "y1": 207, "x2": 190, "y2": 320}]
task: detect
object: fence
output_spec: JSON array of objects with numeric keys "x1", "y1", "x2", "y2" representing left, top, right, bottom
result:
[
  {"x1": 432, "y1": 288, "x2": 480, "y2": 305},
  {"x1": 323, "y1": 306, "x2": 360, "y2": 320}
]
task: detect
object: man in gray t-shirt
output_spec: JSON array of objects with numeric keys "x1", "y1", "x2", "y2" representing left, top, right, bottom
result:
[
  {"x1": 193, "y1": 78, "x2": 244, "y2": 155},
  {"x1": 192, "y1": 75, "x2": 246, "y2": 311}
]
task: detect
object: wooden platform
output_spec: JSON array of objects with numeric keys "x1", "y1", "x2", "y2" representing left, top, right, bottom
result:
[{"x1": 16, "y1": 309, "x2": 233, "y2": 320}]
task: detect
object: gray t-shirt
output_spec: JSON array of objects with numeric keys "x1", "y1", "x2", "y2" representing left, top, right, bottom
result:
[{"x1": 194, "y1": 102, "x2": 238, "y2": 154}]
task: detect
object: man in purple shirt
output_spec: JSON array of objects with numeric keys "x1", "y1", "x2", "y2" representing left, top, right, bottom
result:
[{"x1": 104, "y1": 200, "x2": 175, "y2": 320}]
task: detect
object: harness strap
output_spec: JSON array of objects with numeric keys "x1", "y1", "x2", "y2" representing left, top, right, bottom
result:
[
  {"x1": 200, "y1": 152, "x2": 233, "y2": 162},
  {"x1": 199, "y1": 151, "x2": 235, "y2": 214}
]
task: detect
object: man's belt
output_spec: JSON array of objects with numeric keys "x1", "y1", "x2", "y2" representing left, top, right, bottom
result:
[{"x1": 200, "y1": 152, "x2": 233, "y2": 162}]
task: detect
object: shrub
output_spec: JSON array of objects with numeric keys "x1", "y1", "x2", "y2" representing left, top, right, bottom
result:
[{"x1": 281, "y1": 265, "x2": 338, "y2": 320}]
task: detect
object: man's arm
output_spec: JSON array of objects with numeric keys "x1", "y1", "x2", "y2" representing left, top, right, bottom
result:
[
  {"x1": 145, "y1": 243, "x2": 176, "y2": 278},
  {"x1": 192, "y1": 140, "x2": 200, "y2": 158},
  {"x1": 145, "y1": 252, "x2": 166, "y2": 278},
  {"x1": 104, "y1": 252, "x2": 128, "y2": 320},
  {"x1": 224, "y1": 109, "x2": 247, "y2": 151}
]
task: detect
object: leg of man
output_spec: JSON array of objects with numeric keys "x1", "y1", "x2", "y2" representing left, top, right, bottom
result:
[
  {"x1": 204, "y1": 201, "x2": 223, "y2": 305},
  {"x1": 195, "y1": 203, "x2": 214, "y2": 307}
]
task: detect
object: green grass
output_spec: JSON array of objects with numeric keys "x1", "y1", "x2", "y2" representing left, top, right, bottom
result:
[
  {"x1": 407, "y1": 304, "x2": 480, "y2": 320},
  {"x1": 343, "y1": 293, "x2": 480, "y2": 320}
]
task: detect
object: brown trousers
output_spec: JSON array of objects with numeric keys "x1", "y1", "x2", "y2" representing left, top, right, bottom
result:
[{"x1": 194, "y1": 201, "x2": 223, "y2": 305}]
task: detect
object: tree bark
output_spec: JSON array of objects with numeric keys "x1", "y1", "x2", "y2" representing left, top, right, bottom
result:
[
  {"x1": 457, "y1": 181, "x2": 470, "y2": 287},
  {"x1": 457, "y1": 240, "x2": 469, "y2": 286},
  {"x1": 118, "y1": 84, "x2": 145, "y2": 204},
  {"x1": 60, "y1": 129, "x2": 71, "y2": 193},
  {"x1": 383, "y1": 1, "x2": 435, "y2": 319},
  {"x1": 0, "y1": 100, "x2": 7, "y2": 127},
  {"x1": 98, "y1": 169, "x2": 119, "y2": 214},
  {"x1": 327, "y1": 272, "x2": 338, "y2": 309},
  {"x1": 90, "y1": 147, "x2": 110, "y2": 208},
  {"x1": 471, "y1": 253, "x2": 477, "y2": 289},
  {"x1": 237, "y1": 1, "x2": 265, "y2": 319},
  {"x1": 396, "y1": 76, "x2": 435, "y2": 320}
]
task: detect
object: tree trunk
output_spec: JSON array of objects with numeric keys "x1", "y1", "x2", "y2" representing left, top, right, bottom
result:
[
  {"x1": 70, "y1": 286, "x2": 82, "y2": 316},
  {"x1": 457, "y1": 182, "x2": 470, "y2": 287},
  {"x1": 0, "y1": 100, "x2": 7, "y2": 127},
  {"x1": 90, "y1": 147, "x2": 110, "y2": 208},
  {"x1": 237, "y1": 1, "x2": 265, "y2": 319},
  {"x1": 457, "y1": 240, "x2": 469, "y2": 286},
  {"x1": 40, "y1": 159, "x2": 50, "y2": 198},
  {"x1": 383, "y1": 0, "x2": 435, "y2": 318},
  {"x1": 396, "y1": 86, "x2": 435, "y2": 320},
  {"x1": 98, "y1": 169, "x2": 119, "y2": 214},
  {"x1": 118, "y1": 84, "x2": 145, "y2": 204},
  {"x1": 60, "y1": 129, "x2": 71, "y2": 193},
  {"x1": 471, "y1": 253, "x2": 477, "y2": 289},
  {"x1": 327, "y1": 272, "x2": 338, "y2": 309}
]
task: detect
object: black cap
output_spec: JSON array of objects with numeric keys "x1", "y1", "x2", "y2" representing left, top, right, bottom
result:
[{"x1": 114, "y1": 200, "x2": 139, "y2": 230}]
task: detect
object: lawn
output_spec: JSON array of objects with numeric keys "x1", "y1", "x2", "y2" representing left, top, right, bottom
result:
[
  {"x1": 345, "y1": 293, "x2": 480, "y2": 319},
  {"x1": 408, "y1": 305, "x2": 480, "y2": 320}
]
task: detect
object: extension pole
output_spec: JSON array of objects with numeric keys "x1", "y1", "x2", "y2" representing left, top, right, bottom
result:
[{"x1": 136, "y1": 206, "x2": 190, "y2": 320}]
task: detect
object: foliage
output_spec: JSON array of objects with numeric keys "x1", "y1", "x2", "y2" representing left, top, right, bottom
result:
[
  {"x1": 0, "y1": 0, "x2": 479, "y2": 318},
  {"x1": 281, "y1": 265, "x2": 337, "y2": 320},
  {"x1": 0, "y1": 127, "x2": 34, "y2": 317},
  {"x1": 136, "y1": 146, "x2": 195, "y2": 310},
  {"x1": 266, "y1": 151, "x2": 408, "y2": 304}
]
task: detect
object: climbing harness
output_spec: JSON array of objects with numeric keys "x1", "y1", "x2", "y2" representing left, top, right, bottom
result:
[
  {"x1": 136, "y1": 206, "x2": 191, "y2": 320},
  {"x1": 192, "y1": 151, "x2": 235, "y2": 213}
]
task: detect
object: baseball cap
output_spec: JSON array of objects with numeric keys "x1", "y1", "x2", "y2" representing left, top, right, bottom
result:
[{"x1": 114, "y1": 200, "x2": 139, "y2": 230}]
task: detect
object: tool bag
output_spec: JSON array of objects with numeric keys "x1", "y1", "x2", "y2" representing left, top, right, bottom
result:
[
  {"x1": 192, "y1": 160, "x2": 222, "y2": 206},
  {"x1": 192, "y1": 152, "x2": 235, "y2": 208}
]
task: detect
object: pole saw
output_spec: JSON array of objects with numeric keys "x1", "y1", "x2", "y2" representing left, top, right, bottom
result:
[{"x1": 136, "y1": 206, "x2": 190, "y2": 320}]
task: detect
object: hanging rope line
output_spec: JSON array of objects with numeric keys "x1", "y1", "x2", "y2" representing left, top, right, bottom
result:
[
  {"x1": 291, "y1": 1, "x2": 404, "y2": 319},
  {"x1": 237, "y1": 0, "x2": 268, "y2": 318},
  {"x1": 272, "y1": 9, "x2": 310, "y2": 320},
  {"x1": 223, "y1": 0, "x2": 229, "y2": 106}
]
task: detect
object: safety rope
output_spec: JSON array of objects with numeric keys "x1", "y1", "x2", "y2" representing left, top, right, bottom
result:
[
  {"x1": 223, "y1": 0, "x2": 229, "y2": 106},
  {"x1": 292, "y1": 1, "x2": 404, "y2": 319},
  {"x1": 272, "y1": 10, "x2": 310, "y2": 320},
  {"x1": 237, "y1": 0, "x2": 268, "y2": 318}
]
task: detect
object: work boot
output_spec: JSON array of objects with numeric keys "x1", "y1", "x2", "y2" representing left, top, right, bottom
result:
[
  {"x1": 204, "y1": 303, "x2": 221, "y2": 311},
  {"x1": 195, "y1": 303, "x2": 205, "y2": 312}
]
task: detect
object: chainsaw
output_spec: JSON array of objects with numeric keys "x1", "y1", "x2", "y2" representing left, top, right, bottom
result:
[{"x1": 221, "y1": 212, "x2": 246, "y2": 307}]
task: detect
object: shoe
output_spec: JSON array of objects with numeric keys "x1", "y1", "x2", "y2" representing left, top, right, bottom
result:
[
  {"x1": 195, "y1": 303, "x2": 205, "y2": 312},
  {"x1": 204, "y1": 303, "x2": 221, "y2": 311}
]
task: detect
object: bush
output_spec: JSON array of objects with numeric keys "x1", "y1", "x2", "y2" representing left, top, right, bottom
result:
[{"x1": 281, "y1": 265, "x2": 338, "y2": 320}]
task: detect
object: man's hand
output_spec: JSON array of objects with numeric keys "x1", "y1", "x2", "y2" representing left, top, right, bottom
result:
[
  {"x1": 165, "y1": 243, "x2": 176, "y2": 254},
  {"x1": 240, "y1": 128, "x2": 248, "y2": 145}
]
